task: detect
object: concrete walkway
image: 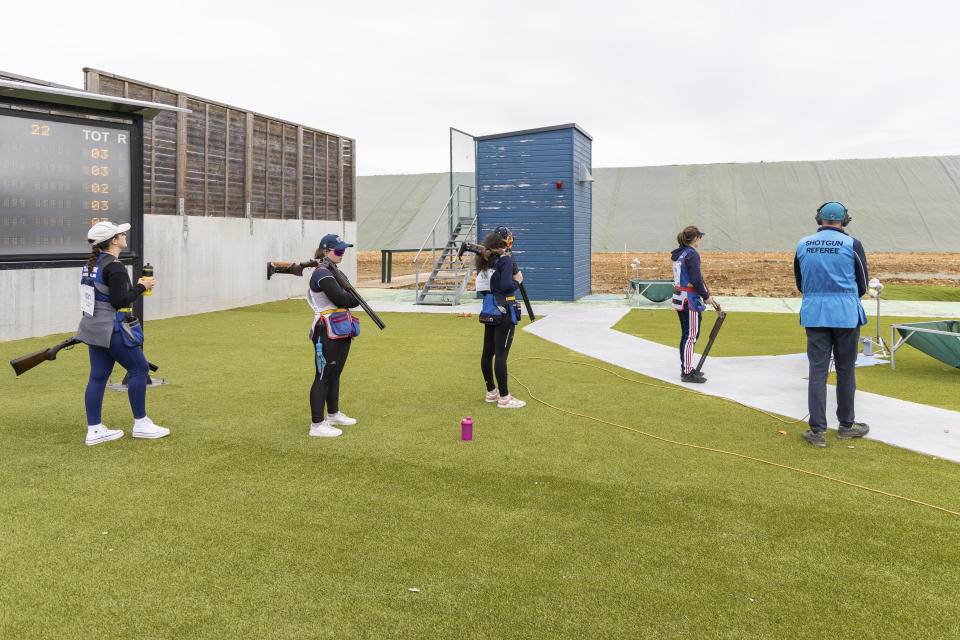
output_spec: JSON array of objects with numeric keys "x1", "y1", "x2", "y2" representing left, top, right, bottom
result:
[
  {"x1": 356, "y1": 289, "x2": 960, "y2": 463},
  {"x1": 357, "y1": 287, "x2": 960, "y2": 318}
]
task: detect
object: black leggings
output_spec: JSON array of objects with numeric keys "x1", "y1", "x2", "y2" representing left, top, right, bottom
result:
[
  {"x1": 310, "y1": 330, "x2": 351, "y2": 423},
  {"x1": 481, "y1": 321, "x2": 515, "y2": 396}
]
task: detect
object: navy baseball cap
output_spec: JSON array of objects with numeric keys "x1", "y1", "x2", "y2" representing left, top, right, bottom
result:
[
  {"x1": 494, "y1": 226, "x2": 512, "y2": 239},
  {"x1": 318, "y1": 234, "x2": 353, "y2": 251}
]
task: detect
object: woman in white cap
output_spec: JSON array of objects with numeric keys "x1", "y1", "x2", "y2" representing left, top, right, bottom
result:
[
  {"x1": 76, "y1": 221, "x2": 168, "y2": 445},
  {"x1": 305, "y1": 233, "x2": 361, "y2": 437}
]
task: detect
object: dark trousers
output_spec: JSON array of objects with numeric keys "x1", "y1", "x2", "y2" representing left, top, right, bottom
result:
[
  {"x1": 481, "y1": 321, "x2": 515, "y2": 396},
  {"x1": 310, "y1": 330, "x2": 351, "y2": 423},
  {"x1": 677, "y1": 308, "x2": 701, "y2": 374},
  {"x1": 85, "y1": 331, "x2": 149, "y2": 424},
  {"x1": 806, "y1": 326, "x2": 860, "y2": 433}
]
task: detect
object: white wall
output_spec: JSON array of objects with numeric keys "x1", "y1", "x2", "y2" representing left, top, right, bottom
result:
[{"x1": 0, "y1": 215, "x2": 357, "y2": 341}]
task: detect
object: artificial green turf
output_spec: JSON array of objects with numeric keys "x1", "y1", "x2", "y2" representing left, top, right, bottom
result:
[
  {"x1": 880, "y1": 284, "x2": 960, "y2": 302},
  {"x1": 1, "y1": 304, "x2": 959, "y2": 639},
  {"x1": 614, "y1": 309, "x2": 960, "y2": 411}
]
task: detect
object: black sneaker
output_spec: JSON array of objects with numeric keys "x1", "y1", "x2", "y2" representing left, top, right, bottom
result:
[
  {"x1": 802, "y1": 429, "x2": 827, "y2": 448},
  {"x1": 681, "y1": 372, "x2": 707, "y2": 383},
  {"x1": 838, "y1": 422, "x2": 870, "y2": 439}
]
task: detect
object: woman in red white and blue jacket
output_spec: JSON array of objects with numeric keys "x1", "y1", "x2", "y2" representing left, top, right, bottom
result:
[{"x1": 670, "y1": 226, "x2": 720, "y2": 383}]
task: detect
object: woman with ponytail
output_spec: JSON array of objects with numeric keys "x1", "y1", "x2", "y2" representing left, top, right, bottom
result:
[
  {"x1": 75, "y1": 221, "x2": 165, "y2": 445},
  {"x1": 475, "y1": 230, "x2": 525, "y2": 408},
  {"x1": 670, "y1": 225, "x2": 720, "y2": 383}
]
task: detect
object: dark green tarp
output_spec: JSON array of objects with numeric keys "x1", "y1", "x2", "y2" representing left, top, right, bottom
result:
[{"x1": 895, "y1": 321, "x2": 960, "y2": 368}]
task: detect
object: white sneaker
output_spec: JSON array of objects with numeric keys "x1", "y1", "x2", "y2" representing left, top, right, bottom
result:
[
  {"x1": 85, "y1": 424, "x2": 123, "y2": 446},
  {"x1": 326, "y1": 411, "x2": 357, "y2": 426},
  {"x1": 309, "y1": 421, "x2": 342, "y2": 437},
  {"x1": 497, "y1": 395, "x2": 526, "y2": 409},
  {"x1": 485, "y1": 389, "x2": 500, "y2": 403},
  {"x1": 132, "y1": 417, "x2": 170, "y2": 439}
]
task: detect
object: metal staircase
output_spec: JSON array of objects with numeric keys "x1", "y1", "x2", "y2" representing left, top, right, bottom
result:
[{"x1": 414, "y1": 184, "x2": 476, "y2": 305}]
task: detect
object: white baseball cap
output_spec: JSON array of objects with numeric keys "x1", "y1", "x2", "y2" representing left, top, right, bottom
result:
[{"x1": 87, "y1": 221, "x2": 131, "y2": 244}]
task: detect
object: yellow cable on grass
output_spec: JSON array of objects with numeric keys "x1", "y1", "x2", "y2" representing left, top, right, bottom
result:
[{"x1": 511, "y1": 357, "x2": 959, "y2": 518}]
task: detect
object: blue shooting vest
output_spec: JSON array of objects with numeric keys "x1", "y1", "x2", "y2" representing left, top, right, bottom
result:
[
  {"x1": 796, "y1": 229, "x2": 867, "y2": 328},
  {"x1": 671, "y1": 247, "x2": 706, "y2": 312},
  {"x1": 77, "y1": 254, "x2": 138, "y2": 348}
]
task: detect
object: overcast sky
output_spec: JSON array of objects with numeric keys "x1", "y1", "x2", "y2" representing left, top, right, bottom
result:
[{"x1": 4, "y1": 0, "x2": 960, "y2": 175}]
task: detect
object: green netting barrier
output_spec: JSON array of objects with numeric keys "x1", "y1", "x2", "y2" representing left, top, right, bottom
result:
[{"x1": 891, "y1": 320, "x2": 960, "y2": 369}]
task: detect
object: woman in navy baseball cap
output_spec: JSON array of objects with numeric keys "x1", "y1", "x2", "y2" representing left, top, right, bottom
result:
[{"x1": 304, "y1": 233, "x2": 360, "y2": 437}]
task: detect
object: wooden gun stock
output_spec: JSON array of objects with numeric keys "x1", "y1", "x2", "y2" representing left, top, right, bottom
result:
[
  {"x1": 266, "y1": 260, "x2": 320, "y2": 279},
  {"x1": 10, "y1": 337, "x2": 82, "y2": 376}
]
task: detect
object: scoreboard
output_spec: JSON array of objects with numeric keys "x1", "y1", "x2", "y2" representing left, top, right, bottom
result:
[{"x1": 0, "y1": 107, "x2": 138, "y2": 261}]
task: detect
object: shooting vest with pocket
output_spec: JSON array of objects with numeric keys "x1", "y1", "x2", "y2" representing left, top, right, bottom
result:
[
  {"x1": 76, "y1": 254, "x2": 140, "y2": 348},
  {"x1": 307, "y1": 267, "x2": 360, "y2": 340},
  {"x1": 477, "y1": 256, "x2": 520, "y2": 325},
  {"x1": 671, "y1": 247, "x2": 706, "y2": 312}
]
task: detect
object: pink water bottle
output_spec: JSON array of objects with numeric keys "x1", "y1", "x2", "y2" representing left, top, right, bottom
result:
[{"x1": 461, "y1": 417, "x2": 473, "y2": 441}]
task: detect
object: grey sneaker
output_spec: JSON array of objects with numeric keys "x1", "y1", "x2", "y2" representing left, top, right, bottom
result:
[
  {"x1": 838, "y1": 422, "x2": 869, "y2": 439},
  {"x1": 802, "y1": 429, "x2": 827, "y2": 448}
]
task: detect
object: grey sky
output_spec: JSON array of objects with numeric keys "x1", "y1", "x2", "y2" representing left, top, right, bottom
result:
[{"x1": 4, "y1": 0, "x2": 959, "y2": 175}]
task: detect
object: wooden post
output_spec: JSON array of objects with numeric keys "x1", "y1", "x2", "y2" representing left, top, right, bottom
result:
[
  {"x1": 150, "y1": 89, "x2": 157, "y2": 215},
  {"x1": 296, "y1": 125, "x2": 303, "y2": 223},
  {"x1": 245, "y1": 112, "x2": 253, "y2": 216},
  {"x1": 351, "y1": 138, "x2": 356, "y2": 225},
  {"x1": 264, "y1": 120, "x2": 270, "y2": 217},
  {"x1": 324, "y1": 134, "x2": 329, "y2": 221},
  {"x1": 204, "y1": 103, "x2": 209, "y2": 216},
  {"x1": 176, "y1": 94, "x2": 187, "y2": 214},
  {"x1": 312, "y1": 131, "x2": 317, "y2": 220},
  {"x1": 280, "y1": 124, "x2": 286, "y2": 220},
  {"x1": 224, "y1": 109, "x2": 230, "y2": 217}
]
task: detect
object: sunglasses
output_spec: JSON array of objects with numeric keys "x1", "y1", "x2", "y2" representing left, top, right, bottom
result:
[{"x1": 333, "y1": 249, "x2": 346, "y2": 256}]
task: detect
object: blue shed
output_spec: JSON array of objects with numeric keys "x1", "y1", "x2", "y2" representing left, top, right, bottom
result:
[{"x1": 475, "y1": 124, "x2": 593, "y2": 301}]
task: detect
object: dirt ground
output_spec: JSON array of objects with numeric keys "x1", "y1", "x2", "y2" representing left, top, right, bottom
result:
[{"x1": 358, "y1": 251, "x2": 960, "y2": 297}]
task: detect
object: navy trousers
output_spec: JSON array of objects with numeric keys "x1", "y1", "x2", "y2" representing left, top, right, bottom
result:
[
  {"x1": 805, "y1": 326, "x2": 860, "y2": 433},
  {"x1": 85, "y1": 330, "x2": 149, "y2": 425}
]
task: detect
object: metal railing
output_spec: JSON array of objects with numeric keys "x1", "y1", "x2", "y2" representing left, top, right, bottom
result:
[{"x1": 414, "y1": 184, "x2": 476, "y2": 303}]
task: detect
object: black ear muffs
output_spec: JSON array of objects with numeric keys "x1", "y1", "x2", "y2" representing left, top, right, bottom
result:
[{"x1": 816, "y1": 202, "x2": 852, "y2": 227}]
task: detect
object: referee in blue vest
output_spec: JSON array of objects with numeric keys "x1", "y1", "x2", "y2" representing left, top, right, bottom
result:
[{"x1": 794, "y1": 202, "x2": 870, "y2": 448}]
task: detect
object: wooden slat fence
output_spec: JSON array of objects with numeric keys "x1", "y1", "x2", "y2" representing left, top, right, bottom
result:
[{"x1": 83, "y1": 68, "x2": 356, "y2": 221}]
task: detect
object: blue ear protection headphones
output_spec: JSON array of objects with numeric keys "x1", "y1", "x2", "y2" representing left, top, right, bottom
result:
[{"x1": 815, "y1": 202, "x2": 852, "y2": 227}]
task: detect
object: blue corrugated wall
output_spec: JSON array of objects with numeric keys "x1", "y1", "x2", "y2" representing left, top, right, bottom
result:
[{"x1": 476, "y1": 126, "x2": 592, "y2": 301}]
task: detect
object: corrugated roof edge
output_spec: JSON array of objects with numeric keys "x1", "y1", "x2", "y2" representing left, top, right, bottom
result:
[{"x1": 475, "y1": 123, "x2": 592, "y2": 142}]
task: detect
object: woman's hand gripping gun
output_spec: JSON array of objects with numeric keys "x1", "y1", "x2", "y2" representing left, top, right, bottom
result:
[{"x1": 457, "y1": 241, "x2": 535, "y2": 322}]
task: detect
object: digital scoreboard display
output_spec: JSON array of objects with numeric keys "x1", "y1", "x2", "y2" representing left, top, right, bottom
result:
[{"x1": 0, "y1": 108, "x2": 137, "y2": 260}]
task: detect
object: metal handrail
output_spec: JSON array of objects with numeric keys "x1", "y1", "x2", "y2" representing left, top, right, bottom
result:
[{"x1": 413, "y1": 184, "x2": 475, "y2": 301}]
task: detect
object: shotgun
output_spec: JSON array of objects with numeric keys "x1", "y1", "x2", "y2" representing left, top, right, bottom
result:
[
  {"x1": 457, "y1": 241, "x2": 535, "y2": 322},
  {"x1": 11, "y1": 337, "x2": 160, "y2": 377},
  {"x1": 267, "y1": 259, "x2": 386, "y2": 330},
  {"x1": 693, "y1": 310, "x2": 726, "y2": 376},
  {"x1": 322, "y1": 257, "x2": 386, "y2": 331},
  {"x1": 10, "y1": 337, "x2": 82, "y2": 376}
]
